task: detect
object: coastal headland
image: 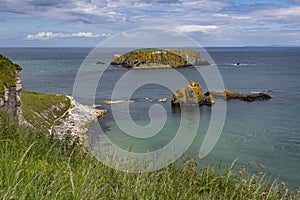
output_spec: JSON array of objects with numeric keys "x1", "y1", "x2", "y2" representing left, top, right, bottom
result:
[{"x1": 0, "y1": 54, "x2": 106, "y2": 144}]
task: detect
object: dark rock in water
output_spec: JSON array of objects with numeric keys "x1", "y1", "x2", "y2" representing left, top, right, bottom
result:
[
  {"x1": 96, "y1": 61, "x2": 105, "y2": 65},
  {"x1": 171, "y1": 81, "x2": 271, "y2": 109},
  {"x1": 145, "y1": 98, "x2": 152, "y2": 102},
  {"x1": 210, "y1": 89, "x2": 272, "y2": 102},
  {"x1": 171, "y1": 80, "x2": 213, "y2": 107}
]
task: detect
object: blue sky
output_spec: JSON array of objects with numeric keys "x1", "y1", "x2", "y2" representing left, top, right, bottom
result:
[{"x1": 0, "y1": 0, "x2": 300, "y2": 47}]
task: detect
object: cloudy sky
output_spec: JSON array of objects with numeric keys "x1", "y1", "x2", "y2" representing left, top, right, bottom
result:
[{"x1": 1, "y1": 0, "x2": 300, "y2": 47}]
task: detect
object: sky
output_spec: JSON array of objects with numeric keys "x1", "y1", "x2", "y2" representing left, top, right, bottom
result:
[{"x1": 0, "y1": 0, "x2": 300, "y2": 47}]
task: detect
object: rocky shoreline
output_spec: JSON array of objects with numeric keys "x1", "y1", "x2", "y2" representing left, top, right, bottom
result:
[{"x1": 52, "y1": 96, "x2": 106, "y2": 144}]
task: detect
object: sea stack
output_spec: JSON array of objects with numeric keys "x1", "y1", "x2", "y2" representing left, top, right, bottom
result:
[{"x1": 171, "y1": 80, "x2": 213, "y2": 107}]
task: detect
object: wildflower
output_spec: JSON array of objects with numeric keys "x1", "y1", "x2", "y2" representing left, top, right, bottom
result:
[
  {"x1": 281, "y1": 182, "x2": 286, "y2": 190},
  {"x1": 241, "y1": 166, "x2": 246, "y2": 172},
  {"x1": 257, "y1": 164, "x2": 265, "y2": 169}
]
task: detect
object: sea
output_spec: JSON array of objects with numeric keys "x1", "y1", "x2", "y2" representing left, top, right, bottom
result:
[{"x1": 1, "y1": 47, "x2": 299, "y2": 189}]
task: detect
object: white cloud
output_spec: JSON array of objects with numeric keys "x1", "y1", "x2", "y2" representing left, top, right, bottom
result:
[
  {"x1": 1, "y1": 0, "x2": 300, "y2": 46},
  {"x1": 26, "y1": 32, "x2": 111, "y2": 40},
  {"x1": 173, "y1": 25, "x2": 219, "y2": 33},
  {"x1": 263, "y1": 6, "x2": 300, "y2": 20}
]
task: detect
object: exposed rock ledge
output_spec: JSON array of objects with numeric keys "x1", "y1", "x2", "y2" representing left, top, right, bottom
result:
[
  {"x1": 209, "y1": 90, "x2": 272, "y2": 102},
  {"x1": 52, "y1": 96, "x2": 106, "y2": 144},
  {"x1": 171, "y1": 80, "x2": 272, "y2": 107}
]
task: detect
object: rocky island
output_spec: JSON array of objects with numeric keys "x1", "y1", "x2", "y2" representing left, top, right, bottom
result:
[
  {"x1": 110, "y1": 49, "x2": 210, "y2": 69},
  {"x1": 171, "y1": 80, "x2": 272, "y2": 107}
]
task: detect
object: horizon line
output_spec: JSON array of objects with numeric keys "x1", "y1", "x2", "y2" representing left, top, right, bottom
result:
[{"x1": 1, "y1": 45, "x2": 300, "y2": 48}]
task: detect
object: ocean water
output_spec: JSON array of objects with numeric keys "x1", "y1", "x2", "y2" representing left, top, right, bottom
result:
[{"x1": 1, "y1": 47, "x2": 300, "y2": 189}]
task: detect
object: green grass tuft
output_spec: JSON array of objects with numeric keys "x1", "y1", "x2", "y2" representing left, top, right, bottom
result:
[
  {"x1": 135, "y1": 48, "x2": 166, "y2": 53},
  {"x1": 0, "y1": 109, "x2": 299, "y2": 199}
]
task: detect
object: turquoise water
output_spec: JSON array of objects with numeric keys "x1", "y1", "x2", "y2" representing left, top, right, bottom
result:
[{"x1": 1, "y1": 47, "x2": 300, "y2": 189}]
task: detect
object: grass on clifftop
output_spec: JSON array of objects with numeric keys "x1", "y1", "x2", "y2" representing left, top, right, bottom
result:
[
  {"x1": 0, "y1": 54, "x2": 22, "y2": 96},
  {"x1": 135, "y1": 48, "x2": 165, "y2": 53},
  {"x1": 21, "y1": 91, "x2": 70, "y2": 132},
  {"x1": 0, "y1": 110, "x2": 299, "y2": 199}
]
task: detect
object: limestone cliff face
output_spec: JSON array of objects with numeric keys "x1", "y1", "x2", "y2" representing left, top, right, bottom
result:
[{"x1": 0, "y1": 55, "x2": 24, "y2": 123}]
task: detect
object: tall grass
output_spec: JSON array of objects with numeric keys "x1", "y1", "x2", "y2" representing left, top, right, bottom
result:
[{"x1": 0, "y1": 110, "x2": 299, "y2": 199}]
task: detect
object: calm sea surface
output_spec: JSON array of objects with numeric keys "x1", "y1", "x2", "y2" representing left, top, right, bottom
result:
[{"x1": 1, "y1": 47, "x2": 299, "y2": 189}]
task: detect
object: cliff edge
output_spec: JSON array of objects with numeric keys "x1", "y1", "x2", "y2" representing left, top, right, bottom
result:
[{"x1": 0, "y1": 54, "x2": 24, "y2": 123}]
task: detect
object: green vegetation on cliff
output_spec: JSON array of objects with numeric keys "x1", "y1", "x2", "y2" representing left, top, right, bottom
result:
[
  {"x1": 0, "y1": 110, "x2": 299, "y2": 199},
  {"x1": 21, "y1": 91, "x2": 70, "y2": 132},
  {"x1": 0, "y1": 54, "x2": 21, "y2": 96}
]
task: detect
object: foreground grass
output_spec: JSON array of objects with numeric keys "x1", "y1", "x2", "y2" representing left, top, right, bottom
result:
[
  {"x1": 21, "y1": 91, "x2": 70, "y2": 132},
  {"x1": 0, "y1": 111, "x2": 299, "y2": 199}
]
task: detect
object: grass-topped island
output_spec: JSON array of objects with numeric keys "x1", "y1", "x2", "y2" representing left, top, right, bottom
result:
[{"x1": 110, "y1": 48, "x2": 210, "y2": 69}]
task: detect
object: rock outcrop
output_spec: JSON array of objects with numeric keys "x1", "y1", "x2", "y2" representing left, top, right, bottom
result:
[
  {"x1": 171, "y1": 80, "x2": 213, "y2": 107},
  {"x1": 111, "y1": 49, "x2": 210, "y2": 69},
  {"x1": 209, "y1": 89, "x2": 272, "y2": 102},
  {"x1": 0, "y1": 54, "x2": 24, "y2": 123},
  {"x1": 171, "y1": 81, "x2": 272, "y2": 107},
  {"x1": 52, "y1": 96, "x2": 106, "y2": 144}
]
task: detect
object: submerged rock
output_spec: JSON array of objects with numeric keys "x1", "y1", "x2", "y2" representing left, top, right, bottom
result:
[
  {"x1": 96, "y1": 61, "x2": 105, "y2": 65},
  {"x1": 158, "y1": 98, "x2": 167, "y2": 102},
  {"x1": 103, "y1": 99, "x2": 135, "y2": 104},
  {"x1": 171, "y1": 80, "x2": 213, "y2": 107}
]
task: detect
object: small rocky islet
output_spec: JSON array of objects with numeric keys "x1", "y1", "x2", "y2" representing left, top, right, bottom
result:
[
  {"x1": 171, "y1": 80, "x2": 272, "y2": 107},
  {"x1": 110, "y1": 48, "x2": 210, "y2": 69}
]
